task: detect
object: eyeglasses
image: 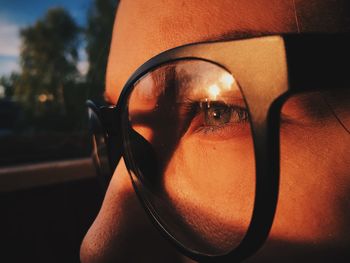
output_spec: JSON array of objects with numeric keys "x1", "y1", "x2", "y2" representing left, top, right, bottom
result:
[{"x1": 87, "y1": 34, "x2": 350, "y2": 262}]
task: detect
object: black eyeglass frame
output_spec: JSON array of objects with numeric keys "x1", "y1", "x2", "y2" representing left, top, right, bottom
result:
[{"x1": 87, "y1": 34, "x2": 350, "y2": 262}]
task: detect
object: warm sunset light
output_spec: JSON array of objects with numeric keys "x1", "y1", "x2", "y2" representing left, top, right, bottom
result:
[
  {"x1": 38, "y1": 94, "x2": 48, "y2": 103},
  {"x1": 37, "y1": 94, "x2": 54, "y2": 103}
]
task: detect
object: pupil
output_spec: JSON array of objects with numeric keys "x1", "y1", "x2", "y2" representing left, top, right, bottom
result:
[{"x1": 213, "y1": 110, "x2": 221, "y2": 119}]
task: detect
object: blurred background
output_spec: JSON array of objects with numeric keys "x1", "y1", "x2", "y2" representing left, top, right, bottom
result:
[{"x1": 0, "y1": 0, "x2": 118, "y2": 262}]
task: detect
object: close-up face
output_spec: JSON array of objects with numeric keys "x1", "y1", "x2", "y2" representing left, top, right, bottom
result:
[{"x1": 81, "y1": 0, "x2": 350, "y2": 262}]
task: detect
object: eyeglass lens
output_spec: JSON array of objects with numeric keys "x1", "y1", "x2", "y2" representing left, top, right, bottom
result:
[{"x1": 126, "y1": 60, "x2": 256, "y2": 255}]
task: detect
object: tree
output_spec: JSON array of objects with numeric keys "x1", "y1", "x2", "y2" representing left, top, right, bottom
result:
[
  {"x1": 0, "y1": 73, "x2": 19, "y2": 98},
  {"x1": 3, "y1": 2, "x2": 118, "y2": 132},
  {"x1": 15, "y1": 7, "x2": 80, "y2": 118},
  {"x1": 85, "y1": 0, "x2": 118, "y2": 101}
]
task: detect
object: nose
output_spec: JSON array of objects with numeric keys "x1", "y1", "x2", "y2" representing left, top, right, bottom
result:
[{"x1": 80, "y1": 158, "x2": 194, "y2": 263}]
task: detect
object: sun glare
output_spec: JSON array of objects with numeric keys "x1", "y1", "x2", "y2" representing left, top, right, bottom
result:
[
  {"x1": 208, "y1": 84, "x2": 220, "y2": 99},
  {"x1": 220, "y1": 73, "x2": 235, "y2": 89}
]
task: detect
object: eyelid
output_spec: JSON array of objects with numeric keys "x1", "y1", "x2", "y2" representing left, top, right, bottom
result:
[
  {"x1": 177, "y1": 98, "x2": 248, "y2": 118},
  {"x1": 178, "y1": 96, "x2": 246, "y2": 105},
  {"x1": 201, "y1": 98, "x2": 246, "y2": 108}
]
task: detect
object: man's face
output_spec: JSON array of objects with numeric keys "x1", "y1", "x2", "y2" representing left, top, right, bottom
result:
[{"x1": 81, "y1": 0, "x2": 350, "y2": 262}]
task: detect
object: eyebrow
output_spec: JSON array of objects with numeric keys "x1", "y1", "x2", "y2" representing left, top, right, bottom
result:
[{"x1": 201, "y1": 30, "x2": 277, "y2": 43}]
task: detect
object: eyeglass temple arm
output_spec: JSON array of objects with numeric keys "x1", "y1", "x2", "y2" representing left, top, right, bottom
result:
[
  {"x1": 285, "y1": 34, "x2": 350, "y2": 92},
  {"x1": 99, "y1": 105, "x2": 123, "y2": 176},
  {"x1": 87, "y1": 99, "x2": 123, "y2": 177}
]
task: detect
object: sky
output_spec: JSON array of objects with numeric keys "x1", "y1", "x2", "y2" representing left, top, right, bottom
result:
[{"x1": 0, "y1": 0, "x2": 93, "y2": 77}]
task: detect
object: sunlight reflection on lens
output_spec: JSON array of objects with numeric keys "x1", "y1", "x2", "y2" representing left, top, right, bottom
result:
[
  {"x1": 220, "y1": 73, "x2": 235, "y2": 89},
  {"x1": 208, "y1": 84, "x2": 220, "y2": 100}
]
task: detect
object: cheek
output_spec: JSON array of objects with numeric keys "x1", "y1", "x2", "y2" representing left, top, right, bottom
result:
[
  {"x1": 159, "y1": 117, "x2": 350, "y2": 250},
  {"x1": 162, "y1": 135, "x2": 255, "y2": 251},
  {"x1": 271, "y1": 122, "x2": 350, "y2": 244}
]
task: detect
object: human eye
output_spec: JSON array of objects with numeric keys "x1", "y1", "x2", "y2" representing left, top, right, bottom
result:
[{"x1": 179, "y1": 99, "x2": 250, "y2": 140}]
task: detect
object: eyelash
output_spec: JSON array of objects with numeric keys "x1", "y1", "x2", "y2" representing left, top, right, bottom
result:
[
  {"x1": 199, "y1": 104, "x2": 248, "y2": 133},
  {"x1": 180, "y1": 99, "x2": 250, "y2": 136}
]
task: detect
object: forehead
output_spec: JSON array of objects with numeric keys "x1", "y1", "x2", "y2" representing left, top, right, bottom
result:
[{"x1": 106, "y1": 0, "x2": 349, "y2": 103}]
